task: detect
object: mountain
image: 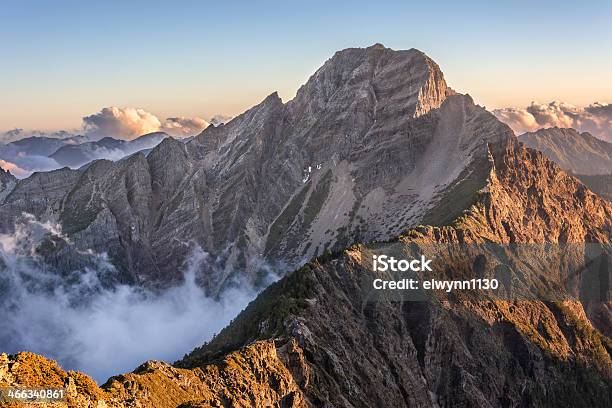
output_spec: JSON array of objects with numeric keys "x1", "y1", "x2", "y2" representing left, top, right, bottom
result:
[
  {"x1": 50, "y1": 132, "x2": 168, "y2": 168},
  {"x1": 2, "y1": 136, "x2": 68, "y2": 156},
  {"x1": 518, "y1": 127, "x2": 612, "y2": 176},
  {"x1": 2, "y1": 135, "x2": 610, "y2": 407},
  {"x1": 0, "y1": 45, "x2": 515, "y2": 292}
]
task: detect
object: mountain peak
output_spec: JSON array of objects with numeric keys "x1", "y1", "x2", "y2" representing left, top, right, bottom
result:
[
  {"x1": 289, "y1": 45, "x2": 452, "y2": 120},
  {"x1": 368, "y1": 42, "x2": 387, "y2": 50}
]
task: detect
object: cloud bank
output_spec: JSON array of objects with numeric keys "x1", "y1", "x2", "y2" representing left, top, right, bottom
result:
[
  {"x1": 161, "y1": 117, "x2": 210, "y2": 137},
  {"x1": 493, "y1": 102, "x2": 612, "y2": 142},
  {"x1": 0, "y1": 215, "x2": 274, "y2": 383},
  {"x1": 209, "y1": 114, "x2": 233, "y2": 126},
  {"x1": 0, "y1": 159, "x2": 30, "y2": 178},
  {"x1": 83, "y1": 107, "x2": 210, "y2": 140}
]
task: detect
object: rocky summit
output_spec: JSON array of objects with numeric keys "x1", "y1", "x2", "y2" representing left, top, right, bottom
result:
[{"x1": 0, "y1": 45, "x2": 610, "y2": 407}]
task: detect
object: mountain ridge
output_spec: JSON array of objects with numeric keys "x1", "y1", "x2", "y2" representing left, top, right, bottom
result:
[
  {"x1": 2, "y1": 135, "x2": 610, "y2": 407},
  {"x1": 518, "y1": 127, "x2": 612, "y2": 176}
]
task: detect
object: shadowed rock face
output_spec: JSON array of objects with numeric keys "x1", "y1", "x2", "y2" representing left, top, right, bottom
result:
[
  {"x1": 0, "y1": 169, "x2": 16, "y2": 202},
  {"x1": 0, "y1": 45, "x2": 511, "y2": 291}
]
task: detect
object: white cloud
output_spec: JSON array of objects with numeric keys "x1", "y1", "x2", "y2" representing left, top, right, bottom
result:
[
  {"x1": 493, "y1": 101, "x2": 612, "y2": 142},
  {"x1": 210, "y1": 114, "x2": 233, "y2": 126},
  {"x1": 0, "y1": 156, "x2": 62, "y2": 179},
  {"x1": 0, "y1": 159, "x2": 29, "y2": 178},
  {"x1": 0, "y1": 215, "x2": 277, "y2": 383},
  {"x1": 83, "y1": 107, "x2": 162, "y2": 140},
  {"x1": 161, "y1": 117, "x2": 209, "y2": 137},
  {"x1": 0, "y1": 128, "x2": 25, "y2": 143},
  {"x1": 82, "y1": 107, "x2": 211, "y2": 140}
]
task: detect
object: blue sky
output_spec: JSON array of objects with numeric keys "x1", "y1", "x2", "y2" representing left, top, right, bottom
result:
[{"x1": 1, "y1": 0, "x2": 611, "y2": 130}]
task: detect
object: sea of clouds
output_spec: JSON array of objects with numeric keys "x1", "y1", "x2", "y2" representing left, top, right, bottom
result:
[
  {"x1": 493, "y1": 101, "x2": 612, "y2": 142},
  {"x1": 0, "y1": 214, "x2": 270, "y2": 383}
]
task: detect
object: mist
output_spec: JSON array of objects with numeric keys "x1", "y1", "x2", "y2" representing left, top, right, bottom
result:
[{"x1": 0, "y1": 215, "x2": 273, "y2": 383}]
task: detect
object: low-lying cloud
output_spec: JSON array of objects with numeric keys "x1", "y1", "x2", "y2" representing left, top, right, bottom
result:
[
  {"x1": 493, "y1": 101, "x2": 612, "y2": 142},
  {"x1": 0, "y1": 156, "x2": 62, "y2": 178},
  {"x1": 83, "y1": 107, "x2": 210, "y2": 140},
  {"x1": 0, "y1": 214, "x2": 275, "y2": 383},
  {"x1": 0, "y1": 159, "x2": 30, "y2": 178}
]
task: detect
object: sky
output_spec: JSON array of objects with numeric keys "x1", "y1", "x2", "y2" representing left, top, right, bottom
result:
[{"x1": 1, "y1": 0, "x2": 611, "y2": 132}]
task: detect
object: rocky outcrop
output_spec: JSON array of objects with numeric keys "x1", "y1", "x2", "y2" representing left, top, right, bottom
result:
[
  {"x1": 575, "y1": 173, "x2": 612, "y2": 201},
  {"x1": 0, "y1": 169, "x2": 16, "y2": 203},
  {"x1": 517, "y1": 128, "x2": 612, "y2": 201},
  {"x1": 0, "y1": 341, "x2": 308, "y2": 408}
]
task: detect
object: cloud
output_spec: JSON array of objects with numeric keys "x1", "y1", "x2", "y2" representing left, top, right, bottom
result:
[
  {"x1": 0, "y1": 214, "x2": 277, "y2": 383},
  {"x1": 82, "y1": 107, "x2": 211, "y2": 140},
  {"x1": 161, "y1": 117, "x2": 209, "y2": 137},
  {"x1": 210, "y1": 114, "x2": 233, "y2": 126},
  {"x1": 83, "y1": 107, "x2": 162, "y2": 140},
  {"x1": 0, "y1": 159, "x2": 29, "y2": 178},
  {"x1": 0, "y1": 156, "x2": 62, "y2": 179},
  {"x1": 0, "y1": 128, "x2": 25, "y2": 143},
  {"x1": 493, "y1": 101, "x2": 612, "y2": 142}
]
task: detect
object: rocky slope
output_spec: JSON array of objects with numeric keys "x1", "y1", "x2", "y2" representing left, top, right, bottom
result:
[
  {"x1": 518, "y1": 127, "x2": 612, "y2": 176},
  {"x1": 0, "y1": 45, "x2": 517, "y2": 292},
  {"x1": 2, "y1": 136, "x2": 610, "y2": 407},
  {"x1": 177, "y1": 137, "x2": 612, "y2": 406},
  {"x1": 0, "y1": 169, "x2": 16, "y2": 203},
  {"x1": 0, "y1": 341, "x2": 307, "y2": 408}
]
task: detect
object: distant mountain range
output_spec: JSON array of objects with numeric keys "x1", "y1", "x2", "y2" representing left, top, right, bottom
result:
[
  {"x1": 0, "y1": 132, "x2": 169, "y2": 176},
  {"x1": 518, "y1": 127, "x2": 612, "y2": 200},
  {"x1": 518, "y1": 127, "x2": 612, "y2": 175},
  {"x1": 50, "y1": 132, "x2": 167, "y2": 168}
]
